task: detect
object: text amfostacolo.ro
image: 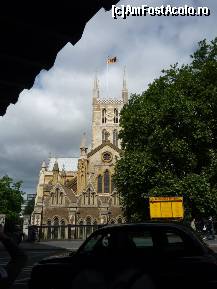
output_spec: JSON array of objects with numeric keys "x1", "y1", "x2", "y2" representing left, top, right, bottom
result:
[{"x1": 112, "y1": 4, "x2": 211, "y2": 19}]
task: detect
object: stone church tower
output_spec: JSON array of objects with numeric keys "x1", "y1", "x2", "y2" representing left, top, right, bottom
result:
[
  {"x1": 92, "y1": 68, "x2": 128, "y2": 149},
  {"x1": 32, "y1": 69, "x2": 128, "y2": 239}
]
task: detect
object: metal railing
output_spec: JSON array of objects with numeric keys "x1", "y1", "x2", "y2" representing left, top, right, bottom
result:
[{"x1": 28, "y1": 224, "x2": 106, "y2": 241}]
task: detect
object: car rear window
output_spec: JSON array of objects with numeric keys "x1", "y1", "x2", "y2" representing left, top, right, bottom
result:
[
  {"x1": 118, "y1": 230, "x2": 154, "y2": 250},
  {"x1": 166, "y1": 232, "x2": 183, "y2": 244},
  {"x1": 131, "y1": 232, "x2": 153, "y2": 248},
  {"x1": 156, "y1": 228, "x2": 202, "y2": 257}
]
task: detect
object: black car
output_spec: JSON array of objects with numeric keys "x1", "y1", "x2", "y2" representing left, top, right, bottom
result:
[{"x1": 29, "y1": 222, "x2": 217, "y2": 289}]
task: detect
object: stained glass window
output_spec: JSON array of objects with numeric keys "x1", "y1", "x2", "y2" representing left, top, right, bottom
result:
[
  {"x1": 104, "y1": 170, "x2": 110, "y2": 193},
  {"x1": 98, "y1": 175, "x2": 102, "y2": 194}
]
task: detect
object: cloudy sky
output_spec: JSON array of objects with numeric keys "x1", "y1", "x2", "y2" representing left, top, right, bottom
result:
[{"x1": 0, "y1": 0, "x2": 216, "y2": 195}]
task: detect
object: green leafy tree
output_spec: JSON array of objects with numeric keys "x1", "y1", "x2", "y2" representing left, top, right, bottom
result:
[
  {"x1": 114, "y1": 38, "x2": 217, "y2": 222},
  {"x1": 23, "y1": 198, "x2": 35, "y2": 215},
  {"x1": 0, "y1": 175, "x2": 24, "y2": 222}
]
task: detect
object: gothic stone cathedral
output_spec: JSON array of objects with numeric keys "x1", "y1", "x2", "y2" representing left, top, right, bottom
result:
[{"x1": 32, "y1": 71, "x2": 128, "y2": 234}]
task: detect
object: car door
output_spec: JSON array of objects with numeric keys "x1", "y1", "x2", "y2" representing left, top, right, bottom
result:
[
  {"x1": 115, "y1": 227, "x2": 159, "y2": 284},
  {"x1": 153, "y1": 227, "x2": 217, "y2": 289},
  {"x1": 75, "y1": 229, "x2": 119, "y2": 273}
]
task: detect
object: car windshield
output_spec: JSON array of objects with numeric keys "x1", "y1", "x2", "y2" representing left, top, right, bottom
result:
[
  {"x1": 80, "y1": 233, "x2": 103, "y2": 253},
  {"x1": 78, "y1": 231, "x2": 115, "y2": 254}
]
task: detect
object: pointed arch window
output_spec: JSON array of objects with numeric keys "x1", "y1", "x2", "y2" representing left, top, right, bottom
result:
[
  {"x1": 83, "y1": 192, "x2": 86, "y2": 205},
  {"x1": 102, "y1": 129, "x2": 107, "y2": 142},
  {"x1": 113, "y1": 129, "x2": 118, "y2": 147},
  {"x1": 111, "y1": 176, "x2": 115, "y2": 192},
  {"x1": 104, "y1": 170, "x2": 110, "y2": 194},
  {"x1": 97, "y1": 175, "x2": 102, "y2": 194},
  {"x1": 92, "y1": 192, "x2": 95, "y2": 205},
  {"x1": 114, "y1": 108, "x2": 118, "y2": 123},
  {"x1": 60, "y1": 192, "x2": 63, "y2": 205},
  {"x1": 51, "y1": 193, "x2": 54, "y2": 205},
  {"x1": 102, "y1": 108, "x2": 107, "y2": 123},
  {"x1": 53, "y1": 216, "x2": 59, "y2": 226},
  {"x1": 56, "y1": 188, "x2": 59, "y2": 204},
  {"x1": 87, "y1": 188, "x2": 91, "y2": 205}
]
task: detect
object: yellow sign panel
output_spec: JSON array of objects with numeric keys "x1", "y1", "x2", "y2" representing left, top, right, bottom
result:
[
  {"x1": 150, "y1": 202, "x2": 161, "y2": 218},
  {"x1": 149, "y1": 197, "x2": 184, "y2": 219},
  {"x1": 172, "y1": 201, "x2": 183, "y2": 218}
]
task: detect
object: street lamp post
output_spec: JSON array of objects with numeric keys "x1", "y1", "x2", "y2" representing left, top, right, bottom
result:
[{"x1": 74, "y1": 208, "x2": 80, "y2": 239}]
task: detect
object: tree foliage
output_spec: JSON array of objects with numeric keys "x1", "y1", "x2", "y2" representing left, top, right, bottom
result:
[
  {"x1": 0, "y1": 175, "x2": 24, "y2": 221},
  {"x1": 114, "y1": 38, "x2": 217, "y2": 221}
]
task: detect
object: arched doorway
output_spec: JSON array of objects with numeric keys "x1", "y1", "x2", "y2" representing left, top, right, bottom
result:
[
  {"x1": 86, "y1": 217, "x2": 92, "y2": 237},
  {"x1": 60, "y1": 219, "x2": 65, "y2": 239},
  {"x1": 47, "y1": 219, "x2": 51, "y2": 239},
  {"x1": 110, "y1": 219, "x2": 116, "y2": 224},
  {"x1": 78, "y1": 220, "x2": 84, "y2": 239},
  {"x1": 117, "y1": 217, "x2": 122, "y2": 224},
  {"x1": 53, "y1": 216, "x2": 59, "y2": 239}
]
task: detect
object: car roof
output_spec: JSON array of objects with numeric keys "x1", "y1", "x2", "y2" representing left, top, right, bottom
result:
[
  {"x1": 94, "y1": 222, "x2": 205, "y2": 240},
  {"x1": 99, "y1": 222, "x2": 190, "y2": 231},
  {"x1": 95, "y1": 222, "x2": 208, "y2": 246}
]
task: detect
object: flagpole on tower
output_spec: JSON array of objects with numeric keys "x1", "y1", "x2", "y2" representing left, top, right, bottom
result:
[
  {"x1": 106, "y1": 56, "x2": 108, "y2": 97},
  {"x1": 106, "y1": 56, "x2": 117, "y2": 98}
]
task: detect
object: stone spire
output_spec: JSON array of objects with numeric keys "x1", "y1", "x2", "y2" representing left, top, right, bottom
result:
[
  {"x1": 92, "y1": 71, "x2": 99, "y2": 104},
  {"x1": 61, "y1": 164, "x2": 66, "y2": 176},
  {"x1": 53, "y1": 159, "x2": 59, "y2": 172},
  {"x1": 53, "y1": 159, "x2": 59, "y2": 184},
  {"x1": 61, "y1": 164, "x2": 66, "y2": 185},
  {"x1": 41, "y1": 160, "x2": 46, "y2": 172},
  {"x1": 80, "y1": 133, "x2": 88, "y2": 158},
  {"x1": 122, "y1": 66, "x2": 128, "y2": 104}
]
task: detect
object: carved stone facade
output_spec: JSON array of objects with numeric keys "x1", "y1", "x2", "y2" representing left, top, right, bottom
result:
[{"x1": 32, "y1": 70, "x2": 128, "y2": 230}]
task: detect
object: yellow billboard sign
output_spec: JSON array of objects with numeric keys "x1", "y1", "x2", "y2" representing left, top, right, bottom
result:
[{"x1": 149, "y1": 197, "x2": 184, "y2": 219}]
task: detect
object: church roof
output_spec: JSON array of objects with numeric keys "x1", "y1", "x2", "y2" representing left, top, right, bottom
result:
[
  {"x1": 47, "y1": 157, "x2": 78, "y2": 172},
  {"x1": 66, "y1": 177, "x2": 77, "y2": 192},
  {"x1": 87, "y1": 141, "x2": 122, "y2": 158}
]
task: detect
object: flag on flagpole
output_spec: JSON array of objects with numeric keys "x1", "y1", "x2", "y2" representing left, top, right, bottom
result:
[{"x1": 107, "y1": 56, "x2": 117, "y2": 64}]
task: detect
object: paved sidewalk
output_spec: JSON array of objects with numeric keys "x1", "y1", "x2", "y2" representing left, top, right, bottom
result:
[
  {"x1": 39, "y1": 239, "x2": 84, "y2": 250},
  {"x1": 0, "y1": 239, "x2": 84, "y2": 251},
  {"x1": 206, "y1": 237, "x2": 217, "y2": 246}
]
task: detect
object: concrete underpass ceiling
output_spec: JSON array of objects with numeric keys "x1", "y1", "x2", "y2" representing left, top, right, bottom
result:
[{"x1": 0, "y1": 0, "x2": 120, "y2": 116}]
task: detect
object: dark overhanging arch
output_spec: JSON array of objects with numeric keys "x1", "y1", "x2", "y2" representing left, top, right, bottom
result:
[{"x1": 0, "y1": 0, "x2": 120, "y2": 116}]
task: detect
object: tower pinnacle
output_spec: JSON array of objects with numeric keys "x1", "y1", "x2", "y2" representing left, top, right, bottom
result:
[
  {"x1": 93, "y1": 71, "x2": 99, "y2": 104},
  {"x1": 41, "y1": 160, "x2": 46, "y2": 171},
  {"x1": 80, "y1": 132, "x2": 88, "y2": 158},
  {"x1": 53, "y1": 159, "x2": 59, "y2": 172}
]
